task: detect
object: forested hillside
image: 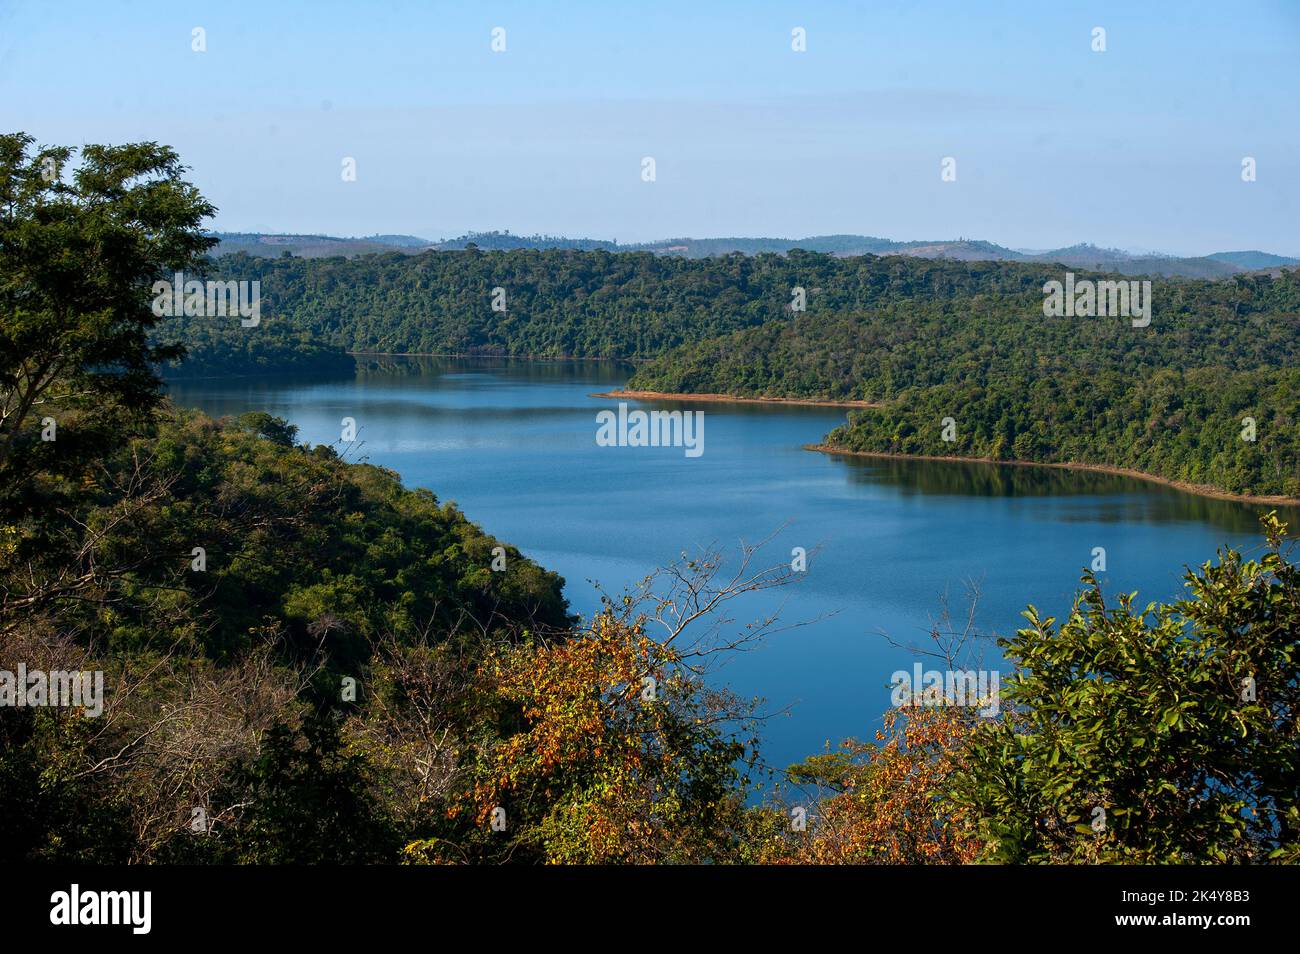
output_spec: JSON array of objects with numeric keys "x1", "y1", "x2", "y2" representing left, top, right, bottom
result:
[
  {"x1": 1, "y1": 407, "x2": 574, "y2": 862},
  {"x1": 175, "y1": 248, "x2": 1056, "y2": 363},
  {"x1": 627, "y1": 274, "x2": 1300, "y2": 400},
  {"x1": 823, "y1": 368, "x2": 1300, "y2": 499},
  {"x1": 620, "y1": 269, "x2": 1300, "y2": 498},
  {"x1": 182, "y1": 247, "x2": 1299, "y2": 379},
  {"x1": 162, "y1": 322, "x2": 357, "y2": 378}
]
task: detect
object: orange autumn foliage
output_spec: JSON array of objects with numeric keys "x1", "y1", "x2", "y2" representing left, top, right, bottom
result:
[
  {"x1": 459, "y1": 610, "x2": 750, "y2": 864},
  {"x1": 773, "y1": 705, "x2": 984, "y2": 864}
]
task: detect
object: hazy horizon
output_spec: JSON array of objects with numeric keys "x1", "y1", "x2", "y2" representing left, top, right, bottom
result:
[
  {"x1": 4, "y1": 0, "x2": 1298, "y2": 257},
  {"x1": 208, "y1": 227, "x2": 1298, "y2": 260}
]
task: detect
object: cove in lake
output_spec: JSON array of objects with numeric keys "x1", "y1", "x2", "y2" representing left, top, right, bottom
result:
[{"x1": 168, "y1": 356, "x2": 1297, "y2": 779}]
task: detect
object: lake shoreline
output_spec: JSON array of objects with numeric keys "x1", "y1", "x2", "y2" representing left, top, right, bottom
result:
[
  {"x1": 807, "y1": 444, "x2": 1300, "y2": 507},
  {"x1": 352, "y1": 350, "x2": 635, "y2": 364},
  {"x1": 591, "y1": 389, "x2": 878, "y2": 409}
]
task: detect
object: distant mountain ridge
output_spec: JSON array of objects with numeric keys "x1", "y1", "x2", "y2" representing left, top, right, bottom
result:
[
  {"x1": 207, "y1": 230, "x2": 1299, "y2": 278},
  {"x1": 210, "y1": 232, "x2": 434, "y2": 258},
  {"x1": 1205, "y1": 250, "x2": 1300, "y2": 269}
]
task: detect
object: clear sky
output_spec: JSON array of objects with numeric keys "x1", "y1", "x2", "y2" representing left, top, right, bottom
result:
[{"x1": 3, "y1": 0, "x2": 1297, "y2": 255}]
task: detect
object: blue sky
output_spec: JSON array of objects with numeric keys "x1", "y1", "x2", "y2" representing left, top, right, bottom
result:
[{"x1": 2, "y1": 0, "x2": 1297, "y2": 254}]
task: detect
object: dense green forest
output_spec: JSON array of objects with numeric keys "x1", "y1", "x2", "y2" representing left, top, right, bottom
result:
[
  {"x1": 623, "y1": 266, "x2": 1300, "y2": 498},
  {"x1": 180, "y1": 247, "x2": 1300, "y2": 370},
  {"x1": 823, "y1": 368, "x2": 1300, "y2": 499},
  {"x1": 162, "y1": 322, "x2": 357, "y2": 378},
  {"x1": 626, "y1": 275, "x2": 1300, "y2": 399},
  {"x1": 2, "y1": 406, "x2": 573, "y2": 862},
  {"x1": 173, "y1": 247, "x2": 1057, "y2": 364}
]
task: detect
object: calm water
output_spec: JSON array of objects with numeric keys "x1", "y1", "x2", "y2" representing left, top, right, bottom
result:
[{"x1": 169, "y1": 357, "x2": 1295, "y2": 778}]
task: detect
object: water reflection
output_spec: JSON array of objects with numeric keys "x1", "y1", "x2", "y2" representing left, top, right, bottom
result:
[{"x1": 828, "y1": 452, "x2": 1298, "y2": 536}]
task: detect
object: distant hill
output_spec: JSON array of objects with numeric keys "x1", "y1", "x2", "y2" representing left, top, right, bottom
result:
[
  {"x1": 1206, "y1": 250, "x2": 1300, "y2": 269},
  {"x1": 616, "y1": 234, "x2": 1019, "y2": 259},
  {"x1": 1012, "y1": 243, "x2": 1238, "y2": 279},
  {"x1": 431, "y1": 231, "x2": 620, "y2": 252},
  {"x1": 207, "y1": 230, "x2": 1296, "y2": 278},
  {"x1": 208, "y1": 232, "x2": 434, "y2": 258},
  {"x1": 362, "y1": 233, "x2": 436, "y2": 248}
]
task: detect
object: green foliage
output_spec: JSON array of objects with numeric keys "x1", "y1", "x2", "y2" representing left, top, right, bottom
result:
[
  {"x1": 0, "y1": 405, "x2": 570, "y2": 863},
  {"x1": 182, "y1": 248, "x2": 1056, "y2": 362},
  {"x1": 628, "y1": 273, "x2": 1300, "y2": 400},
  {"x1": 0, "y1": 704, "x2": 137, "y2": 863},
  {"x1": 197, "y1": 718, "x2": 403, "y2": 864},
  {"x1": 235, "y1": 410, "x2": 299, "y2": 447},
  {"x1": 826, "y1": 367, "x2": 1300, "y2": 498},
  {"x1": 0, "y1": 132, "x2": 216, "y2": 512},
  {"x1": 62, "y1": 406, "x2": 568, "y2": 659},
  {"x1": 162, "y1": 321, "x2": 356, "y2": 379},
  {"x1": 625, "y1": 268, "x2": 1300, "y2": 498},
  {"x1": 954, "y1": 513, "x2": 1300, "y2": 863}
]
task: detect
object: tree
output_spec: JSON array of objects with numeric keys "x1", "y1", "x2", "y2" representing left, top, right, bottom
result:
[
  {"x1": 955, "y1": 513, "x2": 1300, "y2": 863},
  {"x1": 235, "y1": 410, "x2": 299, "y2": 447},
  {"x1": 403, "y1": 540, "x2": 802, "y2": 864},
  {"x1": 769, "y1": 705, "x2": 983, "y2": 864},
  {"x1": 0, "y1": 133, "x2": 216, "y2": 508}
]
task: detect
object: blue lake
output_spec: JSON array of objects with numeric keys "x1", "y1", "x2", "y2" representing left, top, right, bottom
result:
[{"x1": 169, "y1": 356, "x2": 1295, "y2": 779}]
